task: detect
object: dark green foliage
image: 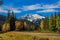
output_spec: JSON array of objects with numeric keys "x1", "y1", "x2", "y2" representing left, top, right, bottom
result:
[
  {"x1": 56, "y1": 12, "x2": 60, "y2": 33},
  {"x1": 49, "y1": 12, "x2": 57, "y2": 32},
  {"x1": 49, "y1": 14, "x2": 53, "y2": 31},
  {"x1": 6, "y1": 10, "x2": 10, "y2": 23},
  {"x1": 52, "y1": 12, "x2": 57, "y2": 32},
  {"x1": 10, "y1": 16, "x2": 16, "y2": 31},
  {"x1": 57, "y1": 28, "x2": 60, "y2": 33},
  {"x1": 5, "y1": 11, "x2": 16, "y2": 31},
  {"x1": 9, "y1": 11, "x2": 16, "y2": 31},
  {"x1": 0, "y1": 24, "x2": 2, "y2": 31},
  {"x1": 44, "y1": 16, "x2": 49, "y2": 30}
]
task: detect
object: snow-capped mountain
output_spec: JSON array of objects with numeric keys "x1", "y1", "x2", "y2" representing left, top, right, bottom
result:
[{"x1": 20, "y1": 14, "x2": 45, "y2": 22}]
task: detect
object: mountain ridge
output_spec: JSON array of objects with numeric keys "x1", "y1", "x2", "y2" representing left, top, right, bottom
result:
[{"x1": 20, "y1": 14, "x2": 45, "y2": 22}]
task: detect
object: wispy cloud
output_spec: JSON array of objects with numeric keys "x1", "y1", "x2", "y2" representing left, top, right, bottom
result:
[
  {"x1": 0, "y1": 1, "x2": 60, "y2": 13},
  {"x1": 22, "y1": 1, "x2": 60, "y2": 12},
  {"x1": 37, "y1": 9, "x2": 58, "y2": 13},
  {"x1": 0, "y1": 5, "x2": 22, "y2": 13},
  {"x1": 0, "y1": 8, "x2": 7, "y2": 13},
  {"x1": 11, "y1": 8, "x2": 21, "y2": 13},
  {"x1": 22, "y1": 4, "x2": 41, "y2": 11}
]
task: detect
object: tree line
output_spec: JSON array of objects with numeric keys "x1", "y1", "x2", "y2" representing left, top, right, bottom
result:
[
  {"x1": 39, "y1": 12, "x2": 60, "y2": 33},
  {"x1": 0, "y1": 11, "x2": 60, "y2": 33}
]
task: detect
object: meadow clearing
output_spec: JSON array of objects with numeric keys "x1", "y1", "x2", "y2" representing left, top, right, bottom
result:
[{"x1": 0, "y1": 31, "x2": 60, "y2": 40}]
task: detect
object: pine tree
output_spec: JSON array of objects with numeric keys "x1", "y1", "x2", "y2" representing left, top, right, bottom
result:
[
  {"x1": 44, "y1": 16, "x2": 49, "y2": 30},
  {"x1": 0, "y1": 24, "x2": 2, "y2": 31},
  {"x1": 49, "y1": 12, "x2": 57, "y2": 32},
  {"x1": 52, "y1": 12, "x2": 57, "y2": 32},
  {"x1": 6, "y1": 10, "x2": 10, "y2": 23},
  {"x1": 49, "y1": 14, "x2": 53, "y2": 31},
  {"x1": 9, "y1": 11, "x2": 16, "y2": 31},
  {"x1": 31, "y1": 24, "x2": 36, "y2": 31},
  {"x1": 56, "y1": 12, "x2": 60, "y2": 33}
]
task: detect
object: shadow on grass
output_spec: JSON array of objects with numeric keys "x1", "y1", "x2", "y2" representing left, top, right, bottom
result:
[
  {"x1": 0, "y1": 36, "x2": 4, "y2": 40},
  {"x1": 33, "y1": 36, "x2": 49, "y2": 40}
]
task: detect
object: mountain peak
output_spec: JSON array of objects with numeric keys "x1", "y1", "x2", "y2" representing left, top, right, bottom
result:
[{"x1": 20, "y1": 14, "x2": 45, "y2": 22}]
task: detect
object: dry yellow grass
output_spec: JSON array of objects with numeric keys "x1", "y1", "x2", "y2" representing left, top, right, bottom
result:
[{"x1": 0, "y1": 31, "x2": 60, "y2": 40}]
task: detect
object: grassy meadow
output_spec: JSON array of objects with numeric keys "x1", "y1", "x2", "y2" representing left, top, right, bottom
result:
[{"x1": 0, "y1": 31, "x2": 60, "y2": 40}]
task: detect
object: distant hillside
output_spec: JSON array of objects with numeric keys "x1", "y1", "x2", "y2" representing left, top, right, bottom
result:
[{"x1": 0, "y1": 15, "x2": 6, "y2": 24}]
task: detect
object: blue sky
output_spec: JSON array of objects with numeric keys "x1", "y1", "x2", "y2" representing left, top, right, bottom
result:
[{"x1": 0, "y1": 0, "x2": 60, "y2": 18}]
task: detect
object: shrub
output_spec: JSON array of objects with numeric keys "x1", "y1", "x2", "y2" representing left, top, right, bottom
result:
[
  {"x1": 2, "y1": 23, "x2": 10, "y2": 32},
  {"x1": 15, "y1": 21, "x2": 23, "y2": 31}
]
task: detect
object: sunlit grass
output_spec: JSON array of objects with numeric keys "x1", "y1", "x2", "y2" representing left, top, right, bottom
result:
[{"x1": 0, "y1": 31, "x2": 60, "y2": 40}]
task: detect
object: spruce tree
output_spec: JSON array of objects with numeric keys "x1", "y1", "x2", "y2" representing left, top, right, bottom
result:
[
  {"x1": 49, "y1": 14, "x2": 53, "y2": 31},
  {"x1": 49, "y1": 12, "x2": 57, "y2": 32},
  {"x1": 44, "y1": 16, "x2": 49, "y2": 30},
  {"x1": 52, "y1": 12, "x2": 57, "y2": 32},
  {"x1": 6, "y1": 10, "x2": 10, "y2": 23},
  {"x1": 10, "y1": 11, "x2": 16, "y2": 31},
  {"x1": 57, "y1": 12, "x2": 60, "y2": 33}
]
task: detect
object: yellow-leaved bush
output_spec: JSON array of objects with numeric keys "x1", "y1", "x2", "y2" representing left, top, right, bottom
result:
[
  {"x1": 2, "y1": 23, "x2": 10, "y2": 32},
  {"x1": 15, "y1": 21, "x2": 22, "y2": 31},
  {"x1": 40, "y1": 21, "x2": 44, "y2": 30}
]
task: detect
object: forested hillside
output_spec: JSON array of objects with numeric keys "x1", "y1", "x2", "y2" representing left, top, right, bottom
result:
[{"x1": 0, "y1": 11, "x2": 60, "y2": 33}]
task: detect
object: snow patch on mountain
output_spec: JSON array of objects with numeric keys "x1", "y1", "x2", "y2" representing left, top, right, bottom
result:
[{"x1": 20, "y1": 14, "x2": 45, "y2": 22}]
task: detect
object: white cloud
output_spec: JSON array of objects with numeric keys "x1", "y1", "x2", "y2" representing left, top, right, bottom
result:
[
  {"x1": 11, "y1": 9, "x2": 21, "y2": 13},
  {"x1": 0, "y1": 1, "x2": 60, "y2": 13},
  {"x1": 43, "y1": 5, "x2": 59, "y2": 9},
  {"x1": 43, "y1": 1, "x2": 60, "y2": 9},
  {"x1": 22, "y1": 1, "x2": 60, "y2": 12},
  {"x1": 0, "y1": 6, "x2": 22, "y2": 13},
  {"x1": 0, "y1": 8, "x2": 7, "y2": 13},
  {"x1": 22, "y1": 4, "x2": 42, "y2": 11},
  {"x1": 37, "y1": 9, "x2": 58, "y2": 13}
]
